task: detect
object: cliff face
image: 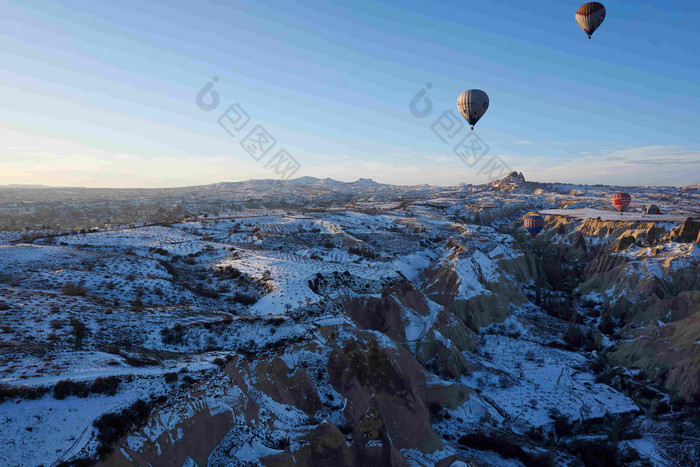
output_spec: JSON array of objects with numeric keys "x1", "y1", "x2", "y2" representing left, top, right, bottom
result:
[
  {"x1": 423, "y1": 237, "x2": 533, "y2": 330},
  {"x1": 99, "y1": 331, "x2": 476, "y2": 466},
  {"x1": 540, "y1": 216, "x2": 699, "y2": 318},
  {"x1": 537, "y1": 214, "x2": 700, "y2": 402},
  {"x1": 326, "y1": 337, "x2": 440, "y2": 452},
  {"x1": 610, "y1": 312, "x2": 700, "y2": 400}
]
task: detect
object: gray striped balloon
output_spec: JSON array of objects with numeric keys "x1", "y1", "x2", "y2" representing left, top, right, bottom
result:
[{"x1": 457, "y1": 89, "x2": 489, "y2": 130}]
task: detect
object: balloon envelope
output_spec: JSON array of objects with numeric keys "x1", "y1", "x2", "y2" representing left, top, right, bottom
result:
[
  {"x1": 457, "y1": 89, "x2": 489, "y2": 129},
  {"x1": 576, "y1": 2, "x2": 606, "y2": 38},
  {"x1": 611, "y1": 192, "x2": 631, "y2": 213},
  {"x1": 524, "y1": 215, "x2": 545, "y2": 237}
]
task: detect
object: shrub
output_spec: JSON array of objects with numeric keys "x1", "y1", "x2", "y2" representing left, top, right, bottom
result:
[
  {"x1": 215, "y1": 266, "x2": 241, "y2": 279},
  {"x1": 589, "y1": 353, "x2": 608, "y2": 374},
  {"x1": 233, "y1": 292, "x2": 258, "y2": 305},
  {"x1": 566, "y1": 437, "x2": 622, "y2": 467},
  {"x1": 191, "y1": 285, "x2": 219, "y2": 298},
  {"x1": 91, "y1": 376, "x2": 121, "y2": 396},
  {"x1": 181, "y1": 375, "x2": 196, "y2": 386},
  {"x1": 61, "y1": 282, "x2": 88, "y2": 296},
  {"x1": 123, "y1": 354, "x2": 159, "y2": 367},
  {"x1": 565, "y1": 319, "x2": 585, "y2": 348},
  {"x1": 70, "y1": 318, "x2": 86, "y2": 349},
  {"x1": 0, "y1": 383, "x2": 49, "y2": 403},
  {"x1": 161, "y1": 323, "x2": 185, "y2": 345},
  {"x1": 549, "y1": 409, "x2": 574, "y2": 438},
  {"x1": 130, "y1": 299, "x2": 145, "y2": 312},
  {"x1": 213, "y1": 357, "x2": 226, "y2": 368},
  {"x1": 54, "y1": 379, "x2": 90, "y2": 399},
  {"x1": 598, "y1": 308, "x2": 615, "y2": 335},
  {"x1": 93, "y1": 399, "x2": 153, "y2": 458}
]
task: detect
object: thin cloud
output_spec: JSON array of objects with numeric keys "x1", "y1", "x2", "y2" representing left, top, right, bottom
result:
[{"x1": 1, "y1": 142, "x2": 698, "y2": 188}]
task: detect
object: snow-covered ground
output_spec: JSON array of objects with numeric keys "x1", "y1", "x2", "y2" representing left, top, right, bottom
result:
[
  {"x1": 540, "y1": 208, "x2": 690, "y2": 222},
  {"x1": 1, "y1": 176, "x2": 698, "y2": 466}
]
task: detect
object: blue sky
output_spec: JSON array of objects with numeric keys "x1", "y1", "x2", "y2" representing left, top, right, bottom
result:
[{"x1": 1, "y1": 0, "x2": 699, "y2": 187}]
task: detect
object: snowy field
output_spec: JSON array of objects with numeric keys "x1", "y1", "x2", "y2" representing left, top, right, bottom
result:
[
  {"x1": 1, "y1": 178, "x2": 698, "y2": 466},
  {"x1": 540, "y1": 208, "x2": 690, "y2": 222}
]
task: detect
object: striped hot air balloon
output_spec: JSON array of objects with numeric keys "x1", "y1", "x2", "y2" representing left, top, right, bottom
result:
[
  {"x1": 576, "y1": 2, "x2": 606, "y2": 39},
  {"x1": 524, "y1": 215, "x2": 545, "y2": 237},
  {"x1": 457, "y1": 89, "x2": 489, "y2": 130},
  {"x1": 611, "y1": 192, "x2": 631, "y2": 213}
]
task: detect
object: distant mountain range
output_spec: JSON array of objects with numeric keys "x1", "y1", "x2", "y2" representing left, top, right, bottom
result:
[
  {"x1": 2, "y1": 174, "x2": 698, "y2": 193},
  {"x1": 285, "y1": 176, "x2": 382, "y2": 188}
]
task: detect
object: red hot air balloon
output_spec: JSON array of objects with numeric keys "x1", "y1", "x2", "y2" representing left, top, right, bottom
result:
[
  {"x1": 524, "y1": 215, "x2": 545, "y2": 237},
  {"x1": 611, "y1": 192, "x2": 631, "y2": 213}
]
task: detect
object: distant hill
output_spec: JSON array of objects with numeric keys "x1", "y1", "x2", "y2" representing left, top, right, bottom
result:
[{"x1": 351, "y1": 178, "x2": 381, "y2": 186}]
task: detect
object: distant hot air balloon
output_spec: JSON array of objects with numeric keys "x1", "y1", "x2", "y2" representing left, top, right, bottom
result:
[
  {"x1": 611, "y1": 192, "x2": 631, "y2": 213},
  {"x1": 457, "y1": 89, "x2": 489, "y2": 130},
  {"x1": 524, "y1": 215, "x2": 545, "y2": 237},
  {"x1": 576, "y1": 2, "x2": 606, "y2": 39}
]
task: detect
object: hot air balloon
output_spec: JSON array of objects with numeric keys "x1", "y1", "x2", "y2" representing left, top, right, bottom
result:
[
  {"x1": 576, "y1": 2, "x2": 606, "y2": 39},
  {"x1": 524, "y1": 215, "x2": 545, "y2": 237},
  {"x1": 457, "y1": 89, "x2": 489, "y2": 130},
  {"x1": 611, "y1": 192, "x2": 631, "y2": 213}
]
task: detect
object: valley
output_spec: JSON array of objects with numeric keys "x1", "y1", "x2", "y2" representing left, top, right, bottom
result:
[{"x1": 1, "y1": 173, "x2": 699, "y2": 466}]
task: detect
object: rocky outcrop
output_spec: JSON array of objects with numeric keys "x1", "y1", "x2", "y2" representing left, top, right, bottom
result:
[
  {"x1": 423, "y1": 241, "x2": 462, "y2": 307},
  {"x1": 580, "y1": 251, "x2": 700, "y2": 322},
  {"x1": 100, "y1": 361, "x2": 258, "y2": 467},
  {"x1": 416, "y1": 336, "x2": 472, "y2": 379},
  {"x1": 666, "y1": 218, "x2": 700, "y2": 243},
  {"x1": 435, "y1": 456, "x2": 477, "y2": 467},
  {"x1": 327, "y1": 336, "x2": 441, "y2": 452},
  {"x1": 614, "y1": 235, "x2": 637, "y2": 252},
  {"x1": 342, "y1": 293, "x2": 406, "y2": 341},
  {"x1": 416, "y1": 314, "x2": 475, "y2": 380},
  {"x1": 423, "y1": 240, "x2": 532, "y2": 331},
  {"x1": 610, "y1": 311, "x2": 700, "y2": 402},
  {"x1": 265, "y1": 421, "x2": 353, "y2": 466},
  {"x1": 487, "y1": 171, "x2": 544, "y2": 193},
  {"x1": 342, "y1": 281, "x2": 429, "y2": 341},
  {"x1": 252, "y1": 357, "x2": 323, "y2": 415},
  {"x1": 547, "y1": 217, "x2": 670, "y2": 248},
  {"x1": 262, "y1": 419, "x2": 408, "y2": 467},
  {"x1": 99, "y1": 332, "x2": 456, "y2": 466},
  {"x1": 432, "y1": 308, "x2": 477, "y2": 352},
  {"x1": 539, "y1": 213, "x2": 700, "y2": 405},
  {"x1": 390, "y1": 280, "x2": 430, "y2": 316}
]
